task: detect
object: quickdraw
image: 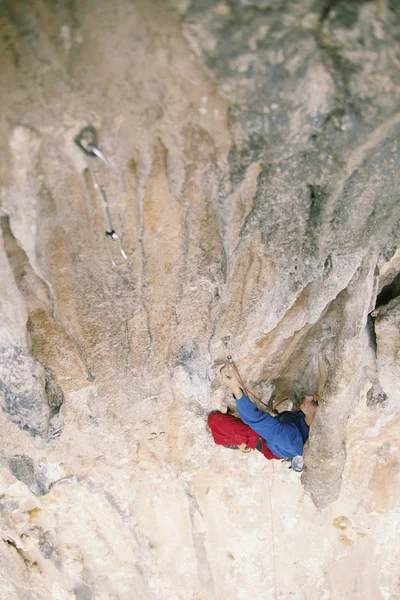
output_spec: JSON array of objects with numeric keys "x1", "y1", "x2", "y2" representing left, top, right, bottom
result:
[{"x1": 74, "y1": 125, "x2": 127, "y2": 268}]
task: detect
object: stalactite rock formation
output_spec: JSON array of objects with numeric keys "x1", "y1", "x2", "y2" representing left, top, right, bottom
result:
[{"x1": 0, "y1": 1, "x2": 399, "y2": 598}]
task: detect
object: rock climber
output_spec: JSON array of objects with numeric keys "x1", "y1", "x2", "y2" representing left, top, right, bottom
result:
[{"x1": 207, "y1": 363, "x2": 317, "y2": 469}]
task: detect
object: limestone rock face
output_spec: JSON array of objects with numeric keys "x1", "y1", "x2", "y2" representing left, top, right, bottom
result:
[{"x1": 0, "y1": 1, "x2": 399, "y2": 598}]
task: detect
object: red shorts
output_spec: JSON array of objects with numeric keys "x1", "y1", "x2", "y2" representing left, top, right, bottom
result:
[{"x1": 207, "y1": 411, "x2": 280, "y2": 460}]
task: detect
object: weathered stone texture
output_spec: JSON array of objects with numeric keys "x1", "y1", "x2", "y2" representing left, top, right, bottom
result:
[{"x1": 0, "y1": 1, "x2": 399, "y2": 598}]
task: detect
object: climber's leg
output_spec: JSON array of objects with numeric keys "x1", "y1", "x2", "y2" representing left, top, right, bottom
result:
[
  {"x1": 207, "y1": 411, "x2": 280, "y2": 459},
  {"x1": 207, "y1": 411, "x2": 259, "y2": 450},
  {"x1": 255, "y1": 437, "x2": 281, "y2": 460}
]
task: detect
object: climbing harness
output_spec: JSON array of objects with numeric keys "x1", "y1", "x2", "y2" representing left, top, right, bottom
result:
[{"x1": 74, "y1": 125, "x2": 128, "y2": 268}]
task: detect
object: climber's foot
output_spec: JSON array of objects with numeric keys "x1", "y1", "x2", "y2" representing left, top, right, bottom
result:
[
  {"x1": 223, "y1": 443, "x2": 251, "y2": 453},
  {"x1": 301, "y1": 394, "x2": 318, "y2": 426},
  {"x1": 238, "y1": 443, "x2": 251, "y2": 453}
]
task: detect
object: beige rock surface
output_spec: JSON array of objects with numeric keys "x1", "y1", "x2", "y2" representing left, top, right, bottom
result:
[{"x1": 0, "y1": 1, "x2": 399, "y2": 598}]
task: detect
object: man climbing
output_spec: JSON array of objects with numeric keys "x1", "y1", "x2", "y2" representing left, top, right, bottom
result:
[{"x1": 207, "y1": 363, "x2": 318, "y2": 469}]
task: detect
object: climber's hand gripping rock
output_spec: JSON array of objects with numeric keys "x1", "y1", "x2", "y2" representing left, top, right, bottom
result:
[{"x1": 219, "y1": 364, "x2": 243, "y2": 399}]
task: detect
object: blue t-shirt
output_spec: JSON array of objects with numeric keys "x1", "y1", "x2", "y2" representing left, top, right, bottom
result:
[{"x1": 235, "y1": 392, "x2": 309, "y2": 458}]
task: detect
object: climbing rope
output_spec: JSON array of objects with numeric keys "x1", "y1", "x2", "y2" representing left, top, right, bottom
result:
[
  {"x1": 224, "y1": 353, "x2": 279, "y2": 595},
  {"x1": 74, "y1": 125, "x2": 128, "y2": 268},
  {"x1": 225, "y1": 352, "x2": 277, "y2": 417}
]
